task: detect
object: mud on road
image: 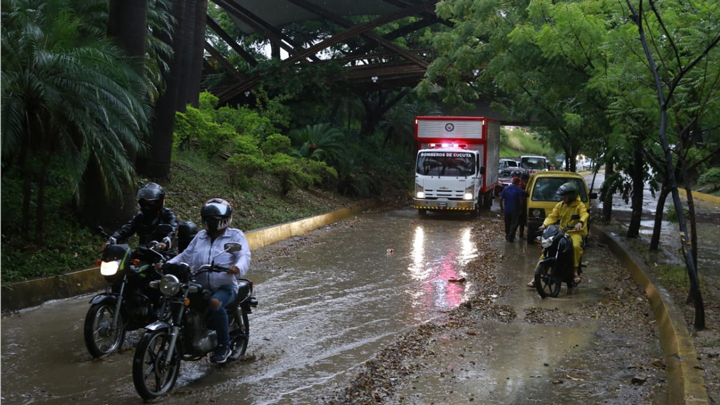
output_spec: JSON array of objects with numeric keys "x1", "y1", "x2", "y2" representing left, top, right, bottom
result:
[{"x1": 322, "y1": 211, "x2": 666, "y2": 404}]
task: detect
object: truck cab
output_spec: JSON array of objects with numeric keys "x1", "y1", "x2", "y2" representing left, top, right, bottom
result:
[
  {"x1": 413, "y1": 117, "x2": 500, "y2": 216},
  {"x1": 520, "y1": 155, "x2": 549, "y2": 175}
]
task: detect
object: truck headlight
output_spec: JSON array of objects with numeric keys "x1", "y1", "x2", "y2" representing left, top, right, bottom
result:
[
  {"x1": 416, "y1": 184, "x2": 424, "y2": 199},
  {"x1": 100, "y1": 260, "x2": 120, "y2": 276},
  {"x1": 464, "y1": 186, "x2": 474, "y2": 200}
]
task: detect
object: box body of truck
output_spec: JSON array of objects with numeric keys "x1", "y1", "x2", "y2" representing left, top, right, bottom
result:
[{"x1": 413, "y1": 116, "x2": 500, "y2": 215}]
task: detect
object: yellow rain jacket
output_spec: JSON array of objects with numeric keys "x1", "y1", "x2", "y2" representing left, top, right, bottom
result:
[
  {"x1": 543, "y1": 196, "x2": 589, "y2": 236},
  {"x1": 542, "y1": 196, "x2": 589, "y2": 267}
]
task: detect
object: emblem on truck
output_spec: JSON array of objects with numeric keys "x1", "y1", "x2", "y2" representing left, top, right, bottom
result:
[{"x1": 445, "y1": 123, "x2": 455, "y2": 132}]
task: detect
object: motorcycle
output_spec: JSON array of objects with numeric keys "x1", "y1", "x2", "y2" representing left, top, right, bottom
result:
[
  {"x1": 132, "y1": 242, "x2": 258, "y2": 400},
  {"x1": 83, "y1": 224, "x2": 175, "y2": 358},
  {"x1": 533, "y1": 214, "x2": 586, "y2": 298}
]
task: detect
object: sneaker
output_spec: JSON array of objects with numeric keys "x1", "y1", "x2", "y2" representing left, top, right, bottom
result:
[{"x1": 210, "y1": 344, "x2": 231, "y2": 364}]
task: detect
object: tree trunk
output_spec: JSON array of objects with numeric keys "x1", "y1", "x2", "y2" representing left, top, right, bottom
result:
[
  {"x1": 137, "y1": 0, "x2": 183, "y2": 179},
  {"x1": 34, "y1": 154, "x2": 51, "y2": 245},
  {"x1": 650, "y1": 183, "x2": 670, "y2": 251},
  {"x1": 627, "y1": 140, "x2": 644, "y2": 238},
  {"x1": 176, "y1": 0, "x2": 196, "y2": 112},
  {"x1": 105, "y1": 0, "x2": 148, "y2": 218},
  {"x1": 602, "y1": 160, "x2": 613, "y2": 223},
  {"x1": 186, "y1": 0, "x2": 209, "y2": 108},
  {"x1": 20, "y1": 136, "x2": 31, "y2": 237}
]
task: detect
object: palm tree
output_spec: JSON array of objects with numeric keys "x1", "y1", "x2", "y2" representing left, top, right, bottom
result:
[
  {"x1": 290, "y1": 123, "x2": 347, "y2": 166},
  {"x1": 1, "y1": 0, "x2": 151, "y2": 243}
]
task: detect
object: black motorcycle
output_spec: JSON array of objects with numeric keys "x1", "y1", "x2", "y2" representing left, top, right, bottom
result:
[
  {"x1": 132, "y1": 242, "x2": 257, "y2": 400},
  {"x1": 83, "y1": 225, "x2": 175, "y2": 358},
  {"x1": 533, "y1": 215, "x2": 585, "y2": 298}
]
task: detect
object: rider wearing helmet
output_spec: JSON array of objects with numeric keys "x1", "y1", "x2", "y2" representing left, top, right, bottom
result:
[
  {"x1": 528, "y1": 182, "x2": 588, "y2": 286},
  {"x1": 162, "y1": 198, "x2": 251, "y2": 364},
  {"x1": 105, "y1": 183, "x2": 177, "y2": 250}
]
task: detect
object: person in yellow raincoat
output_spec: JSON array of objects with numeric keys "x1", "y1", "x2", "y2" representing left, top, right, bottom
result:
[{"x1": 527, "y1": 182, "x2": 589, "y2": 287}]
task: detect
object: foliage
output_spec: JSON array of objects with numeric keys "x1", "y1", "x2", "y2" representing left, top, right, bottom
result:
[
  {"x1": 290, "y1": 123, "x2": 347, "y2": 165},
  {"x1": 266, "y1": 153, "x2": 337, "y2": 196},
  {"x1": 697, "y1": 168, "x2": 720, "y2": 192},
  {"x1": 1, "y1": 0, "x2": 152, "y2": 243}
]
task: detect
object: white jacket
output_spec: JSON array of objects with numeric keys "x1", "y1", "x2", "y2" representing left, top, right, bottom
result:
[{"x1": 167, "y1": 227, "x2": 251, "y2": 291}]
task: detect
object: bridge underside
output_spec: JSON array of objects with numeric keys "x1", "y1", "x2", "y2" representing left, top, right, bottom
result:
[{"x1": 206, "y1": 0, "x2": 444, "y2": 105}]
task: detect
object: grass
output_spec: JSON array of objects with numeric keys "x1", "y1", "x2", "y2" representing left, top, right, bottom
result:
[{"x1": 500, "y1": 129, "x2": 556, "y2": 159}]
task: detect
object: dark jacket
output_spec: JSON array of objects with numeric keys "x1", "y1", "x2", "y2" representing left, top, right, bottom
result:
[{"x1": 111, "y1": 207, "x2": 178, "y2": 245}]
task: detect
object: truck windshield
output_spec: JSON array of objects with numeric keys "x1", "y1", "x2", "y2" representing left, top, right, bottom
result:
[
  {"x1": 521, "y1": 157, "x2": 547, "y2": 170},
  {"x1": 416, "y1": 151, "x2": 475, "y2": 177}
]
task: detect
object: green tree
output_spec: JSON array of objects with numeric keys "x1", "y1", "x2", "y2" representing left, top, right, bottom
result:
[{"x1": 1, "y1": 0, "x2": 151, "y2": 242}]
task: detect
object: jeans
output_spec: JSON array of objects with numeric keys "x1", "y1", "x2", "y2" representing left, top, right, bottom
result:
[
  {"x1": 504, "y1": 212, "x2": 520, "y2": 240},
  {"x1": 211, "y1": 284, "x2": 237, "y2": 346}
]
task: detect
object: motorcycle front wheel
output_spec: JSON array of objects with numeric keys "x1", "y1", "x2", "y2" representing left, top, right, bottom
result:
[
  {"x1": 228, "y1": 309, "x2": 250, "y2": 361},
  {"x1": 84, "y1": 303, "x2": 126, "y2": 357},
  {"x1": 534, "y1": 263, "x2": 562, "y2": 298},
  {"x1": 132, "y1": 330, "x2": 181, "y2": 400}
]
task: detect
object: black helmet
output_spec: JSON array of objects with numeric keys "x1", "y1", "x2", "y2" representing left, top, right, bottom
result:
[
  {"x1": 137, "y1": 183, "x2": 165, "y2": 216},
  {"x1": 556, "y1": 182, "x2": 578, "y2": 200},
  {"x1": 201, "y1": 198, "x2": 232, "y2": 232}
]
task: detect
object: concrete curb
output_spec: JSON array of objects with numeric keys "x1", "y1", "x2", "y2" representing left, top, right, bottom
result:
[
  {"x1": 678, "y1": 188, "x2": 720, "y2": 205},
  {"x1": 592, "y1": 224, "x2": 709, "y2": 405},
  {"x1": 1, "y1": 202, "x2": 374, "y2": 312}
]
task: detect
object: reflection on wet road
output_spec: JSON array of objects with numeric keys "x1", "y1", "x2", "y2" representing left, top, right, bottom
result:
[{"x1": 2, "y1": 210, "x2": 480, "y2": 404}]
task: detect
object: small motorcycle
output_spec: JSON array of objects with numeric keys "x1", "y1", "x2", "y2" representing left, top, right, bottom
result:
[
  {"x1": 83, "y1": 225, "x2": 174, "y2": 358},
  {"x1": 533, "y1": 215, "x2": 585, "y2": 298},
  {"x1": 132, "y1": 242, "x2": 258, "y2": 400}
]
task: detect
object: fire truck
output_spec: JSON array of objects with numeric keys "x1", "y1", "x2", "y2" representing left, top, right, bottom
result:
[{"x1": 413, "y1": 116, "x2": 500, "y2": 216}]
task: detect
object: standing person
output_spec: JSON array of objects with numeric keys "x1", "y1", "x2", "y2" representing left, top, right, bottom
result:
[
  {"x1": 103, "y1": 182, "x2": 177, "y2": 250},
  {"x1": 526, "y1": 183, "x2": 588, "y2": 287},
  {"x1": 518, "y1": 172, "x2": 530, "y2": 239},
  {"x1": 162, "y1": 198, "x2": 251, "y2": 363},
  {"x1": 499, "y1": 177, "x2": 525, "y2": 242}
]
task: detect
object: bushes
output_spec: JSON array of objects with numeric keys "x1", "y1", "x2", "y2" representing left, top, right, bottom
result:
[{"x1": 697, "y1": 167, "x2": 720, "y2": 193}]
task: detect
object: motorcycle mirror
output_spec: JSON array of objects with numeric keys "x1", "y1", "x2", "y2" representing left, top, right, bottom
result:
[{"x1": 223, "y1": 242, "x2": 242, "y2": 253}]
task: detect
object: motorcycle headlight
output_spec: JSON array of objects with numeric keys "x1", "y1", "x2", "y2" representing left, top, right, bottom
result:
[
  {"x1": 541, "y1": 236, "x2": 554, "y2": 249},
  {"x1": 160, "y1": 274, "x2": 181, "y2": 296},
  {"x1": 100, "y1": 260, "x2": 120, "y2": 276}
]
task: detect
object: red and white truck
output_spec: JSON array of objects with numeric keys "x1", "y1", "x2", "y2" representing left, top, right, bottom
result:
[{"x1": 413, "y1": 116, "x2": 500, "y2": 216}]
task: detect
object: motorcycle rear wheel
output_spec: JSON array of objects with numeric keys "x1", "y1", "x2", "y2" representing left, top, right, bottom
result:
[
  {"x1": 132, "y1": 330, "x2": 181, "y2": 400},
  {"x1": 534, "y1": 263, "x2": 562, "y2": 298},
  {"x1": 84, "y1": 303, "x2": 126, "y2": 357},
  {"x1": 228, "y1": 309, "x2": 250, "y2": 361}
]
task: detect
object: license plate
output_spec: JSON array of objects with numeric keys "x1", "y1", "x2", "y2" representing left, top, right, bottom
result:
[{"x1": 458, "y1": 202, "x2": 473, "y2": 208}]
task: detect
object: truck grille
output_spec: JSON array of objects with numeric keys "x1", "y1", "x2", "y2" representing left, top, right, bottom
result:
[{"x1": 423, "y1": 189, "x2": 464, "y2": 199}]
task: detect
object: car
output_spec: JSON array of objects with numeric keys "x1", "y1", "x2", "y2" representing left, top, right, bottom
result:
[
  {"x1": 494, "y1": 167, "x2": 528, "y2": 195},
  {"x1": 520, "y1": 155, "x2": 549, "y2": 175},
  {"x1": 498, "y1": 158, "x2": 518, "y2": 172},
  {"x1": 523, "y1": 171, "x2": 597, "y2": 244}
]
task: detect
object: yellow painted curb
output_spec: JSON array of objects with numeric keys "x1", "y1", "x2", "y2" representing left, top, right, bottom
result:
[
  {"x1": 592, "y1": 225, "x2": 709, "y2": 405},
  {"x1": 1, "y1": 202, "x2": 374, "y2": 312},
  {"x1": 678, "y1": 188, "x2": 720, "y2": 205}
]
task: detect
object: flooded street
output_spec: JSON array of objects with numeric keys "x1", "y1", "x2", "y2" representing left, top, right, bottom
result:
[{"x1": 2, "y1": 209, "x2": 482, "y2": 404}]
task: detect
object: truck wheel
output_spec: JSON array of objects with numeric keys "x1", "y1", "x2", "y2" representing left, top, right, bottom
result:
[{"x1": 484, "y1": 192, "x2": 493, "y2": 209}]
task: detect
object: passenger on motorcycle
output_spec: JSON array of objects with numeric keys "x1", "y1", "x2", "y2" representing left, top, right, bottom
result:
[
  {"x1": 161, "y1": 198, "x2": 251, "y2": 363},
  {"x1": 527, "y1": 182, "x2": 588, "y2": 287},
  {"x1": 104, "y1": 182, "x2": 178, "y2": 251}
]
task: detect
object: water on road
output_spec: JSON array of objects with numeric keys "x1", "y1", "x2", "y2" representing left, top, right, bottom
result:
[{"x1": 1, "y1": 210, "x2": 481, "y2": 404}]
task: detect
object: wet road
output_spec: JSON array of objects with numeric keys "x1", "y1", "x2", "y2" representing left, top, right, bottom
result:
[{"x1": 2, "y1": 210, "x2": 481, "y2": 404}]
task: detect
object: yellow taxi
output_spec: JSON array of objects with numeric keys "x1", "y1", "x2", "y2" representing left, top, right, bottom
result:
[{"x1": 524, "y1": 171, "x2": 597, "y2": 243}]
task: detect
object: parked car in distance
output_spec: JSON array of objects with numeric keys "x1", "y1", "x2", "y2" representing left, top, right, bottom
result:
[
  {"x1": 523, "y1": 171, "x2": 597, "y2": 244},
  {"x1": 495, "y1": 167, "x2": 528, "y2": 195},
  {"x1": 498, "y1": 158, "x2": 519, "y2": 172}
]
